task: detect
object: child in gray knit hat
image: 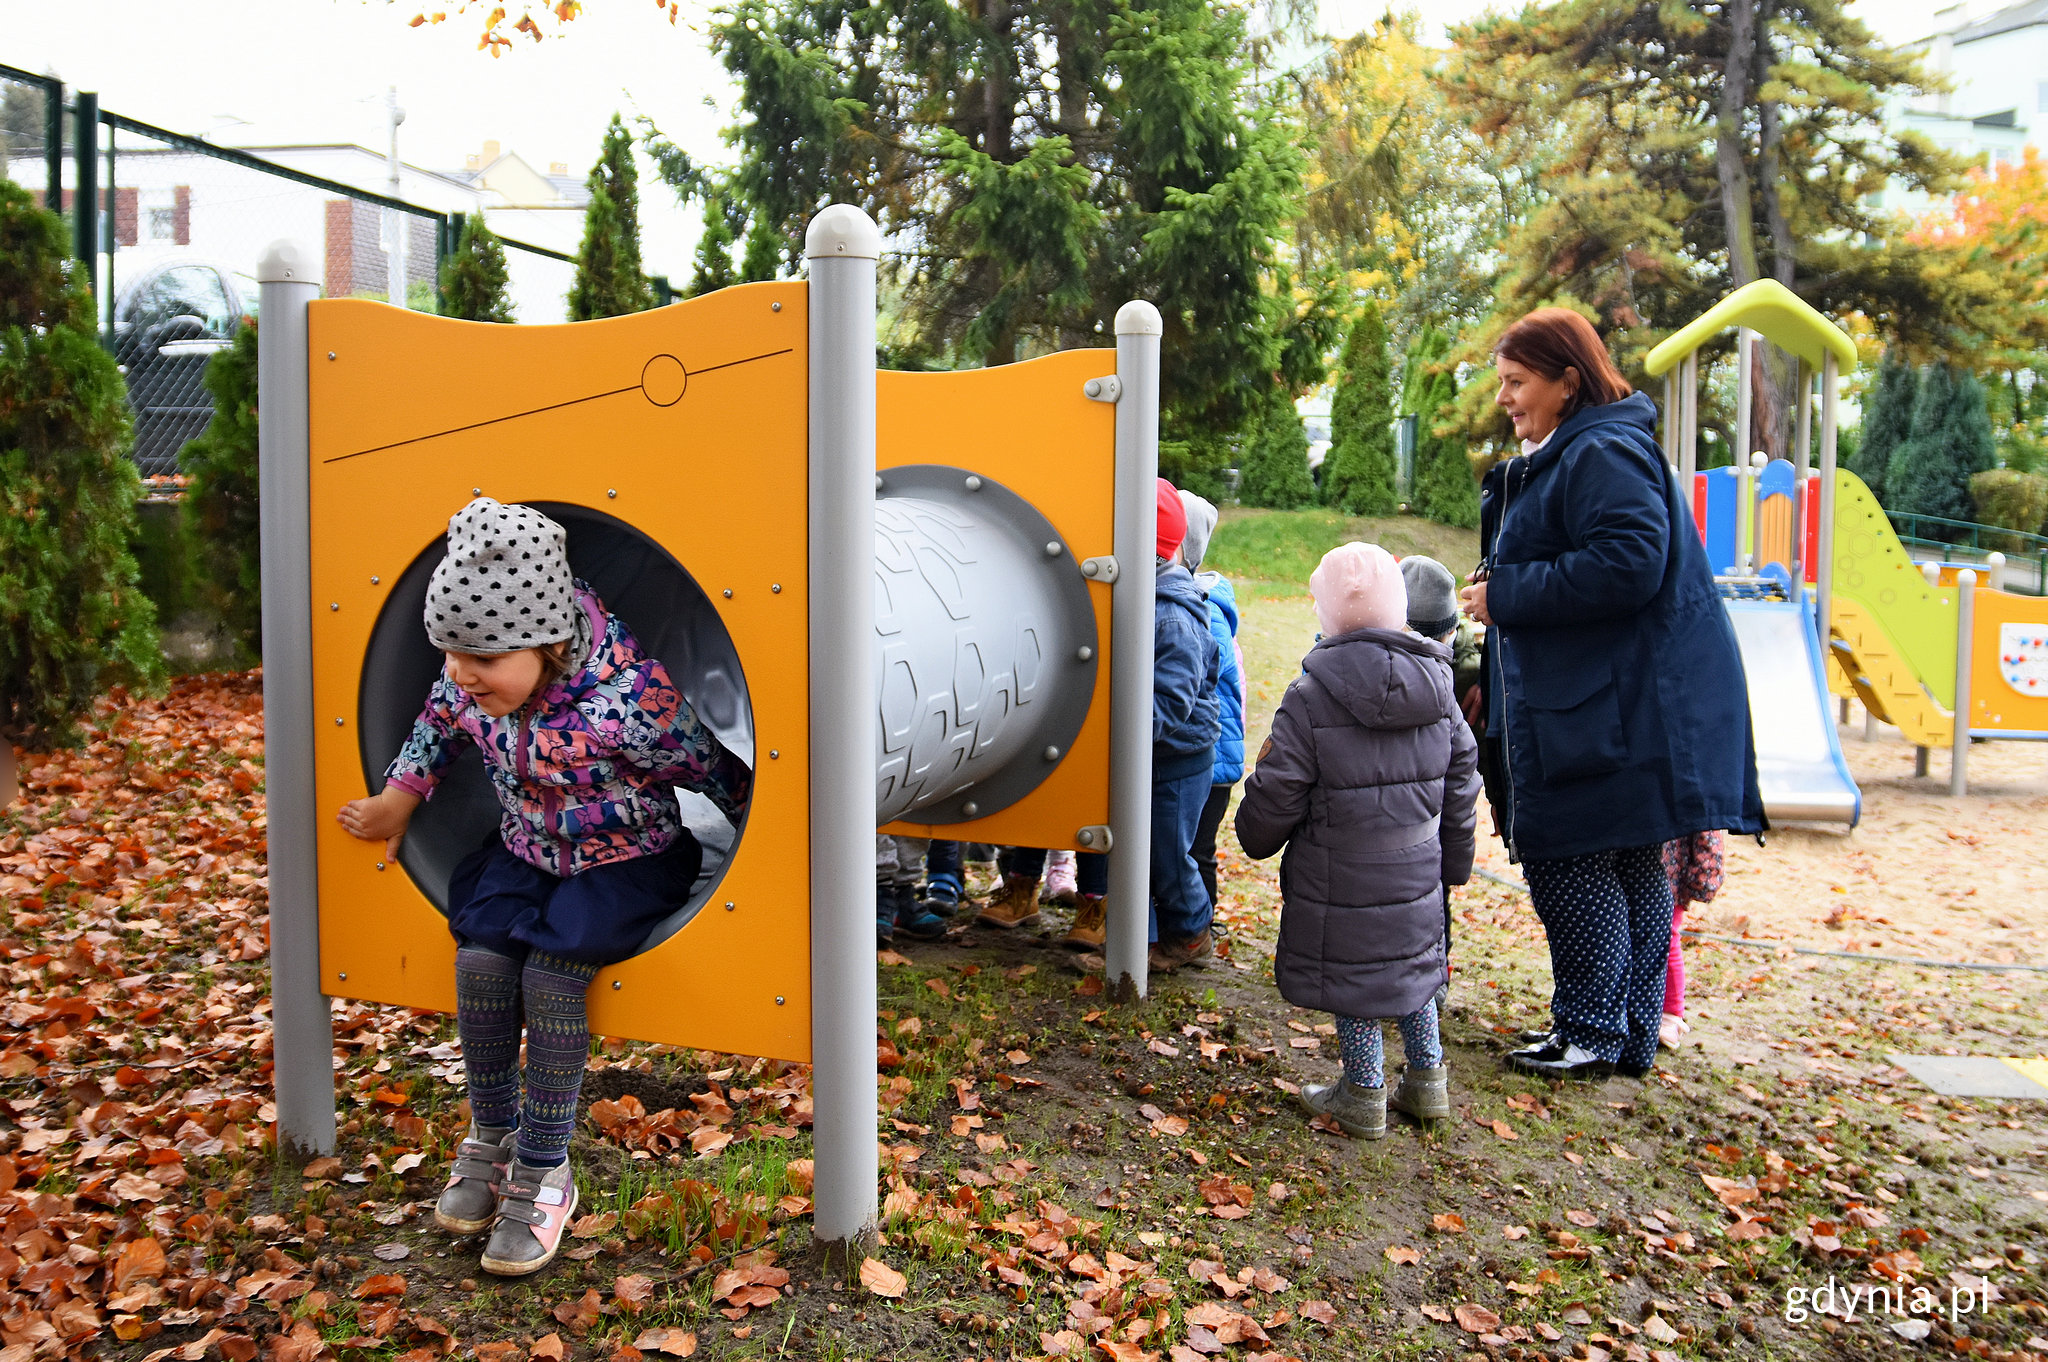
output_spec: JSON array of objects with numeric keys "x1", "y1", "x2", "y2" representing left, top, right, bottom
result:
[{"x1": 336, "y1": 497, "x2": 750, "y2": 1280}]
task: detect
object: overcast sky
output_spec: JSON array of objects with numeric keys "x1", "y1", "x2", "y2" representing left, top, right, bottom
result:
[{"x1": 8, "y1": 0, "x2": 1943, "y2": 280}]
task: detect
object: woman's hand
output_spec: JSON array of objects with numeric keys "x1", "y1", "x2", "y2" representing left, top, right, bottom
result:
[
  {"x1": 1460, "y1": 580, "x2": 1493, "y2": 627},
  {"x1": 337, "y1": 786, "x2": 422, "y2": 860}
]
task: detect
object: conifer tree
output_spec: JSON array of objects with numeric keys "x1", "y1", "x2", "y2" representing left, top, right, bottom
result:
[
  {"x1": 0, "y1": 175, "x2": 161, "y2": 756},
  {"x1": 178, "y1": 323, "x2": 262, "y2": 660},
  {"x1": 1321, "y1": 303, "x2": 1398, "y2": 516},
  {"x1": 1235, "y1": 381, "x2": 1316, "y2": 510},
  {"x1": 569, "y1": 113, "x2": 655, "y2": 320},
  {"x1": 439, "y1": 215, "x2": 514, "y2": 323},
  {"x1": 1851, "y1": 350, "x2": 1917, "y2": 504},
  {"x1": 1887, "y1": 364, "x2": 1997, "y2": 536},
  {"x1": 1403, "y1": 329, "x2": 1478, "y2": 528}
]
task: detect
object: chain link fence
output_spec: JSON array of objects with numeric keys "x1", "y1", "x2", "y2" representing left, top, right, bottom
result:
[{"x1": 0, "y1": 63, "x2": 584, "y2": 482}]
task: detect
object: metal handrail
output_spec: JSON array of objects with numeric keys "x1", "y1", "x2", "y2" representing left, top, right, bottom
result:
[{"x1": 1887, "y1": 509, "x2": 2048, "y2": 553}]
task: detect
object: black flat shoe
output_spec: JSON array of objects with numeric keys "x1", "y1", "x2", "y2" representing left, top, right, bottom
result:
[
  {"x1": 1507, "y1": 1038, "x2": 1615, "y2": 1082},
  {"x1": 1616, "y1": 1059, "x2": 1654, "y2": 1079},
  {"x1": 1514, "y1": 1029, "x2": 1555, "y2": 1046}
]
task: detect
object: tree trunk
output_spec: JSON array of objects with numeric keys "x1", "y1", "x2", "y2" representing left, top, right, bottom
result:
[
  {"x1": 1716, "y1": 0, "x2": 1761, "y2": 289},
  {"x1": 0, "y1": 736, "x2": 16, "y2": 809}
]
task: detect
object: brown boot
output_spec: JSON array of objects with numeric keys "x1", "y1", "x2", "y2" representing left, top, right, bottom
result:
[
  {"x1": 975, "y1": 874, "x2": 1042, "y2": 930},
  {"x1": 1148, "y1": 929, "x2": 1214, "y2": 972},
  {"x1": 1061, "y1": 895, "x2": 1106, "y2": 951}
]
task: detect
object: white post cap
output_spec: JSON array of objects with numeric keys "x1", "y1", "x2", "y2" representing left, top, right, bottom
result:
[
  {"x1": 1115, "y1": 300, "x2": 1162, "y2": 337},
  {"x1": 257, "y1": 239, "x2": 322, "y2": 286},
  {"x1": 804, "y1": 204, "x2": 882, "y2": 261}
]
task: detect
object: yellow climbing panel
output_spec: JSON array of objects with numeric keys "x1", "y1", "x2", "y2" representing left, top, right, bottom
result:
[{"x1": 1829, "y1": 596, "x2": 1953, "y2": 748}]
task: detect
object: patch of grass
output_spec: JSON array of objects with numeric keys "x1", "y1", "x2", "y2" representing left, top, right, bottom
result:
[{"x1": 1205, "y1": 506, "x2": 1480, "y2": 597}]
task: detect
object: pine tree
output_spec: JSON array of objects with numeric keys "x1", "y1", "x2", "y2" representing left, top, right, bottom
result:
[
  {"x1": 1235, "y1": 381, "x2": 1316, "y2": 510},
  {"x1": 1887, "y1": 364, "x2": 1997, "y2": 536},
  {"x1": 178, "y1": 322, "x2": 262, "y2": 660},
  {"x1": 1404, "y1": 329, "x2": 1478, "y2": 528},
  {"x1": 439, "y1": 215, "x2": 514, "y2": 323},
  {"x1": 568, "y1": 113, "x2": 655, "y2": 321},
  {"x1": 1321, "y1": 303, "x2": 1398, "y2": 515},
  {"x1": 1851, "y1": 351, "x2": 1917, "y2": 504},
  {"x1": 0, "y1": 175, "x2": 161, "y2": 749}
]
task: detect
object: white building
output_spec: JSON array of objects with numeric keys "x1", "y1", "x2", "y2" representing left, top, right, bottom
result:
[{"x1": 1877, "y1": 1, "x2": 2043, "y2": 215}]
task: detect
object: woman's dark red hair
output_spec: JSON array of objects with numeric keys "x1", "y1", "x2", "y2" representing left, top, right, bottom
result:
[{"x1": 1494, "y1": 308, "x2": 1632, "y2": 420}]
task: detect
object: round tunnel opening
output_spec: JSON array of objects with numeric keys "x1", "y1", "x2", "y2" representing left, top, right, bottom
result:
[{"x1": 358, "y1": 502, "x2": 753, "y2": 955}]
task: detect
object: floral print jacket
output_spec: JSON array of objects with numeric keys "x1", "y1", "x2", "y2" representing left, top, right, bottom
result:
[{"x1": 385, "y1": 583, "x2": 751, "y2": 878}]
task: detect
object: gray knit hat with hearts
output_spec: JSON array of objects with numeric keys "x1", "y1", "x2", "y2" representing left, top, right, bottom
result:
[{"x1": 424, "y1": 498, "x2": 576, "y2": 654}]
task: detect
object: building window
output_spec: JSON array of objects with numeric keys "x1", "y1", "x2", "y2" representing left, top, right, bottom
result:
[{"x1": 146, "y1": 207, "x2": 176, "y2": 241}]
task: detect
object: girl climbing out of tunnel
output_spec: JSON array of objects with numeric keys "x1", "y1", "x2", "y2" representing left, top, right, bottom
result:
[
  {"x1": 1234, "y1": 543, "x2": 1480, "y2": 1139},
  {"x1": 335, "y1": 498, "x2": 751, "y2": 1278}
]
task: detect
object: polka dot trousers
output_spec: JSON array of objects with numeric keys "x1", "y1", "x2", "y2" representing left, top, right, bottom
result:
[
  {"x1": 1333, "y1": 999, "x2": 1444, "y2": 1090},
  {"x1": 1523, "y1": 844, "x2": 1673, "y2": 1071}
]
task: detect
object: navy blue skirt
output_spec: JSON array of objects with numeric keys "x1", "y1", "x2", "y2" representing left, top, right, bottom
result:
[{"x1": 444, "y1": 833, "x2": 703, "y2": 966}]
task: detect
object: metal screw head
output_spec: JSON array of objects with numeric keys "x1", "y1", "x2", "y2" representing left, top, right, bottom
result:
[
  {"x1": 1044, "y1": 746, "x2": 1061, "y2": 761},
  {"x1": 334, "y1": 717, "x2": 345, "y2": 726},
  {"x1": 725, "y1": 901, "x2": 736, "y2": 912},
  {"x1": 472, "y1": 487, "x2": 482, "y2": 496},
  {"x1": 964, "y1": 475, "x2": 982, "y2": 491},
  {"x1": 338, "y1": 971, "x2": 347, "y2": 980},
  {"x1": 771, "y1": 583, "x2": 782, "y2": 594},
  {"x1": 330, "y1": 602, "x2": 340, "y2": 611},
  {"x1": 769, "y1": 749, "x2": 780, "y2": 759},
  {"x1": 371, "y1": 576, "x2": 380, "y2": 585},
  {"x1": 875, "y1": 474, "x2": 884, "y2": 492},
  {"x1": 723, "y1": 589, "x2": 733, "y2": 598},
  {"x1": 1082, "y1": 561, "x2": 1098, "y2": 577},
  {"x1": 327, "y1": 351, "x2": 337, "y2": 361},
  {"x1": 1077, "y1": 645, "x2": 1094, "y2": 661},
  {"x1": 607, "y1": 488, "x2": 618, "y2": 499},
  {"x1": 1078, "y1": 829, "x2": 1094, "y2": 846},
  {"x1": 775, "y1": 995, "x2": 786, "y2": 1006},
  {"x1": 1084, "y1": 378, "x2": 1100, "y2": 398},
  {"x1": 771, "y1": 301, "x2": 782, "y2": 312},
  {"x1": 376, "y1": 862, "x2": 386, "y2": 871},
  {"x1": 611, "y1": 979, "x2": 623, "y2": 990},
  {"x1": 962, "y1": 801, "x2": 980, "y2": 817},
  {"x1": 1045, "y1": 542, "x2": 1063, "y2": 557}
]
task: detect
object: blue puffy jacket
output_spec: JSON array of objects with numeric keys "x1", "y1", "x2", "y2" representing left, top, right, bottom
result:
[
  {"x1": 1483, "y1": 391, "x2": 1763, "y2": 862},
  {"x1": 1154, "y1": 560, "x2": 1222, "y2": 783},
  {"x1": 1196, "y1": 571, "x2": 1245, "y2": 785}
]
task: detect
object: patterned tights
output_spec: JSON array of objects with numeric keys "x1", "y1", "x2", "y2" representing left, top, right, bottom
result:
[
  {"x1": 1333, "y1": 999, "x2": 1443, "y2": 1089},
  {"x1": 455, "y1": 946, "x2": 600, "y2": 1168}
]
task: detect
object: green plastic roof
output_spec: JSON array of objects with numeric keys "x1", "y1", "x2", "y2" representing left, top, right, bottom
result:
[{"x1": 1642, "y1": 279, "x2": 1858, "y2": 378}]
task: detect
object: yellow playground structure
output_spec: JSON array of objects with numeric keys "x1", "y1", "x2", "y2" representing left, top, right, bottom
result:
[{"x1": 1645, "y1": 280, "x2": 2048, "y2": 806}]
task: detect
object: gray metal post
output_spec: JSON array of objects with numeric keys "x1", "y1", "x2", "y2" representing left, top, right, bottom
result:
[
  {"x1": 1661, "y1": 373, "x2": 1677, "y2": 467},
  {"x1": 1816, "y1": 352, "x2": 1840, "y2": 654},
  {"x1": 1792, "y1": 359, "x2": 1810, "y2": 588},
  {"x1": 1734, "y1": 328, "x2": 1753, "y2": 468},
  {"x1": 1952, "y1": 569, "x2": 1976, "y2": 798},
  {"x1": 1679, "y1": 352, "x2": 1698, "y2": 483},
  {"x1": 804, "y1": 204, "x2": 880, "y2": 1263},
  {"x1": 257, "y1": 240, "x2": 336, "y2": 1158},
  {"x1": 1105, "y1": 301, "x2": 1162, "y2": 1000}
]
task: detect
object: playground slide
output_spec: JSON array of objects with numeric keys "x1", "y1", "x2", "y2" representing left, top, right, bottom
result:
[
  {"x1": 1726, "y1": 596, "x2": 1862, "y2": 825},
  {"x1": 1827, "y1": 469, "x2": 1959, "y2": 748}
]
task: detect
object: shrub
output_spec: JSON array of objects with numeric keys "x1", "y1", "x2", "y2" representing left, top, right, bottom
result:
[
  {"x1": 1320, "y1": 302, "x2": 1398, "y2": 515},
  {"x1": 1969, "y1": 469, "x2": 2048, "y2": 551},
  {"x1": 1234, "y1": 381, "x2": 1316, "y2": 510},
  {"x1": 179, "y1": 321, "x2": 262, "y2": 661}
]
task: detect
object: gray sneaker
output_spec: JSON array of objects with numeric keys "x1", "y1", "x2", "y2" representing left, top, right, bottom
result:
[
  {"x1": 481, "y1": 1158, "x2": 578, "y2": 1277},
  {"x1": 1388, "y1": 1064, "x2": 1451, "y2": 1122},
  {"x1": 1298, "y1": 1078, "x2": 1387, "y2": 1140},
  {"x1": 433, "y1": 1123, "x2": 512, "y2": 1235}
]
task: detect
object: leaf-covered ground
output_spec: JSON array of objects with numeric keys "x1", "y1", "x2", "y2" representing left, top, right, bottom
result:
[{"x1": 2, "y1": 673, "x2": 2045, "y2": 1362}]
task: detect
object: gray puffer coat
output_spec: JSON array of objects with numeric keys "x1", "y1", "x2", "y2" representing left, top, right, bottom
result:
[{"x1": 1235, "y1": 627, "x2": 1481, "y2": 1020}]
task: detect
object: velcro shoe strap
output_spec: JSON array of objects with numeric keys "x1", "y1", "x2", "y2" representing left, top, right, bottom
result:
[
  {"x1": 447, "y1": 1153, "x2": 504, "y2": 1183},
  {"x1": 495, "y1": 1196, "x2": 550, "y2": 1228}
]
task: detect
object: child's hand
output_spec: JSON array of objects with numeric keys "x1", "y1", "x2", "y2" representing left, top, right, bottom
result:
[{"x1": 337, "y1": 787, "x2": 421, "y2": 860}]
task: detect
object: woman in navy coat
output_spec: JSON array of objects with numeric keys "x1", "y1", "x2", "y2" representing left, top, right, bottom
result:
[{"x1": 1462, "y1": 309, "x2": 1762, "y2": 1081}]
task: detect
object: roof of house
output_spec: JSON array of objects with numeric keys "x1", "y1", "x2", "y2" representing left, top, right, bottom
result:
[{"x1": 1951, "y1": 0, "x2": 2048, "y2": 44}]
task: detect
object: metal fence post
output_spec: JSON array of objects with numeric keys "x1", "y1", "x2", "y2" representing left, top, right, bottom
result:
[
  {"x1": 45, "y1": 79, "x2": 63, "y2": 216},
  {"x1": 72, "y1": 92, "x2": 97, "y2": 285},
  {"x1": 804, "y1": 204, "x2": 880, "y2": 1265},
  {"x1": 1952, "y1": 569, "x2": 1976, "y2": 798},
  {"x1": 1105, "y1": 301, "x2": 1162, "y2": 1001},
  {"x1": 257, "y1": 240, "x2": 336, "y2": 1158}
]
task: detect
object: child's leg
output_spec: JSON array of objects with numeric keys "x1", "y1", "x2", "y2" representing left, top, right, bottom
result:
[
  {"x1": 1189, "y1": 782, "x2": 1233, "y2": 912},
  {"x1": 1148, "y1": 769, "x2": 1212, "y2": 945},
  {"x1": 514, "y1": 950, "x2": 602, "y2": 1168},
  {"x1": 1395, "y1": 997, "x2": 1444, "y2": 1070},
  {"x1": 1665, "y1": 907, "x2": 1686, "y2": 1019},
  {"x1": 455, "y1": 946, "x2": 524, "y2": 1131},
  {"x1": 1333, "y1": 1015, "x2": 1387, "y2": 1089}
]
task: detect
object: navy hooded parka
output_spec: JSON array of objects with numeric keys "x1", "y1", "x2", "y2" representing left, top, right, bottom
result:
[{"x1": 1481, "y1": 391, "x2": 1763, "y2": 862}]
